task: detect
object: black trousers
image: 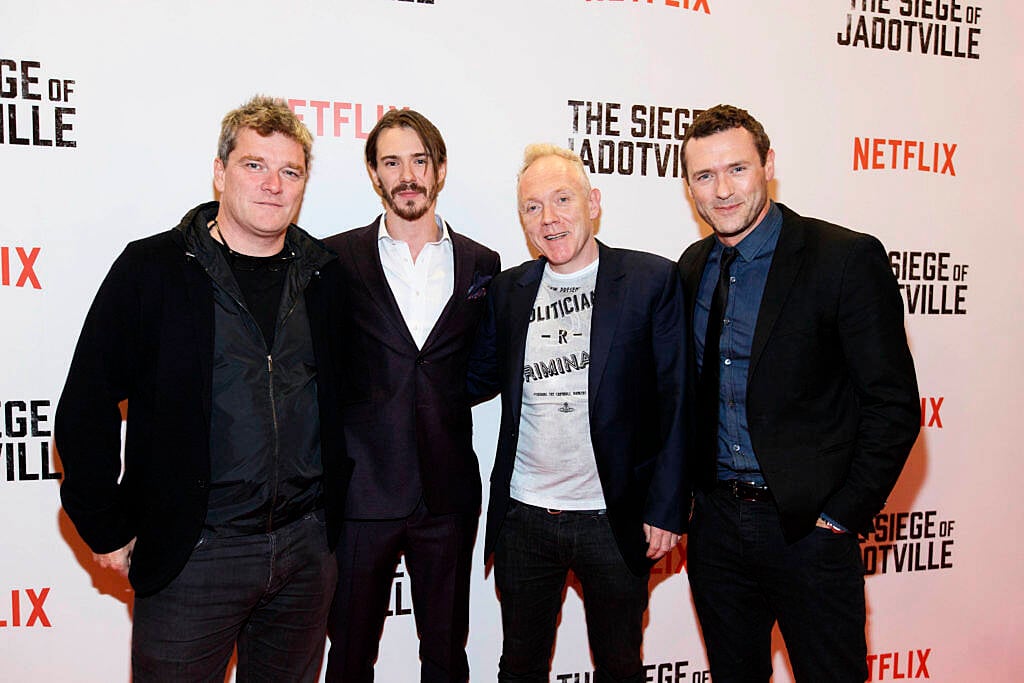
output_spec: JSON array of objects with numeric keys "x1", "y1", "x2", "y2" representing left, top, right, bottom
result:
[
  {"x1": 132, "y1": 510, "x2": 336, "y2": 682},
  {"x1": 325, "y1": 499, "x2": 478, "y2": 683},
  {"x1": 493, "y1": 501, "x2": 649, "y2": 683},
  {"x1": 688, "y1": 487, "x2": 868, "y2": 683}
]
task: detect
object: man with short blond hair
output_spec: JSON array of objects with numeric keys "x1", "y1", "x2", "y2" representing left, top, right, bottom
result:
[{"x1": 469, "y1": 144, "x2": 688, "y2": 683}]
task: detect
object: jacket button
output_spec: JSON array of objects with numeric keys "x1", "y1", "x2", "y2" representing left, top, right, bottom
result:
[
  {"x1": 416, "y1": 358, "x2": 427, "y2": 366},
  {"x1": 197, "y1": 479, "x2": 208, "y2": 490}
]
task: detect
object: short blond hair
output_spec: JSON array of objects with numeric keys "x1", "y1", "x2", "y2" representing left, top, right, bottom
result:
[
  {"x1": 218, "y1": 95, "x2": 314, "y2": 170},
  {"x1": 517, "y1": 143, "x2": 592, "y2": 193}
]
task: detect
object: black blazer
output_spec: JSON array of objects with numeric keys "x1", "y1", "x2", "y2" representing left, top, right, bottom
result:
[
  {"x1": 56, "y1": 206, "x2": 351, "y2": 597},
  {"x1": 470, "y1": 242, "x2": 688, "y2": 576},
  {"x1": 677, "y1": 203, "x2": 920, "y2": 542},
  {"x1": 325, "y1": 218, "x2": 500, "y2": 519}
]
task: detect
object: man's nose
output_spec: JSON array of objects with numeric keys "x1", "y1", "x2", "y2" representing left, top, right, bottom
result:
[
  {"x1": 714, "y1": 174, "x2": 733, "y2": 199},
  {"x1": 262, "y1": 172, "x2": 282, "y2": 194}
]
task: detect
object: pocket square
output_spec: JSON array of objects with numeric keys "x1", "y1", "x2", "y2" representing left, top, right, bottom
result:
[{"x1": 467, "y1": 272, "x2": 492, "y2": 300}]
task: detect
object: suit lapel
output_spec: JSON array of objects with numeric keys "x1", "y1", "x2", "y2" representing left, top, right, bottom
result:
[
  {"x1": 588, "y1": 242, "x2": 626, "y2": 407},
  {"x1": 421, "y1": 224, "x2": 472, "y2": 351},
  {"x1": 749, "y1": 212, "x2": 805, "y2": 378},
  {"x1": 350, "y1": 218, "x2": 417, "y2": 348},
  {"x1": 508, "y1": 260, "x2": 545, "y2": 421}
]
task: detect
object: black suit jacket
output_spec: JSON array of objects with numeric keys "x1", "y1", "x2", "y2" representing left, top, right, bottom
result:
[
  {"x1": 324, "y1": 217, "x2": 500, "y2": 519},
  {"x1": 470, "y1": 242, "x2": 688, "y2": 576},
  {"x1": 677, "y1": 203, "x2": 920, "y2": 542}
]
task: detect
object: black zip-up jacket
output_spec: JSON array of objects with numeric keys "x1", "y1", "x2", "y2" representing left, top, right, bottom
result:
[{"x1": 57, "y1": 202, "x2": 352, "y2": 597}]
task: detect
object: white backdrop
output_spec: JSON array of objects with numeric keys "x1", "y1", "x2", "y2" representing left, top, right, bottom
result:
[{"x1": 2, "y1": 1, "x2": 1022, "y2": 681}]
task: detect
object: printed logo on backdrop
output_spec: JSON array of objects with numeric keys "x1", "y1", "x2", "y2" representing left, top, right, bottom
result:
[
  {"x1": 566, "y1": 100, "x2": 705, "y2": 179},
  {"x1": 867, "y1": 648, "x2": 932, "y2": 681},
  {"x1": 0, "y1": 59, "x2": 76, "y2": 147},
  {"x1": 853, "y1": 137, "x2": 957, "y2": 176},
  {"x1": 287, "y1": 100, "x2": 408, "y2": 139},
  {"x1": 556, "y1": 658, "x2": 709, "y2": 682},
  {"x1": 921, "y1": 396, "x2": 943, "y2": 429},
  {"x1": 860, "y1": 510, "x2": 956, "y2": 575},
  {"x1": 2, "y1": 246, "x2": 42, "y2": 289},
  {"x1": 1, "y1": 400, "x2": 60, "y2": 483},
  {"x1": 889, "y1": 250, "x2": 968, "y2": 315},
  {"x1": 0, "y1": 588, "x2": 51, "y2": 628},
  {"x1": 584, "y1": 0, "x2": 711, "y2": 13},
  {"x1": 837, "y1": 0, "x2": 983, "y2": 59},
  {"x1": 386, "y1": 558, "x2": 413, "y2": 619}
]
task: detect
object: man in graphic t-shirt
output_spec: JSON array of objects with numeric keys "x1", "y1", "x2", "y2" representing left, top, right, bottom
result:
[{"x1": 468, "y1": 144, "x2": 689, "y2": 683}]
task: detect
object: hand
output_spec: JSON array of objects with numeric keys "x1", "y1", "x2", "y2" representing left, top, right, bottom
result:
[
  {"x1": 643, "y1": 523, "x2": 680, "y2": 560},
  {"x1": 93, "y1": 538, "x2": 137, "y2": 578},
  {"x1": 816, "y1": 517, "x2": 848, "y2": 534}
]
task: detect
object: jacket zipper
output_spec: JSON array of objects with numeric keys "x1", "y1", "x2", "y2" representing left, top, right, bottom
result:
[{"x1": 266, "y1": 294, "x2": 303, "y2": 532}]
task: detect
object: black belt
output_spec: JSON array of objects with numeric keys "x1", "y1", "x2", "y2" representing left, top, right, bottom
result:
[
  {"x1": 545, "y1": 507, "x2": 606, "y2": 515},
  {"x1": 716, "y1": 480, "x2": 774, "y2": 503},
  {"x1": 513, "y1": 500, "x2": 607, "y2": 515}
]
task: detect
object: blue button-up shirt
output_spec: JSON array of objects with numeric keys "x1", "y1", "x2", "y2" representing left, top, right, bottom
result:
[{"x1": 694, "y1": 202, "x2": 783, "y2": 484}]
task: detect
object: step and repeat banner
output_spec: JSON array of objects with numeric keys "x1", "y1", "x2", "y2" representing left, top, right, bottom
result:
[{"x1": 2, "y1": 1, "x2": 1021, "y2": 681}]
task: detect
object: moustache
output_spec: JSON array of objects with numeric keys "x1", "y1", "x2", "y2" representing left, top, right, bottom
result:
[{"x1": 392, "y1": 182, "x2": 427, "y2": 197}]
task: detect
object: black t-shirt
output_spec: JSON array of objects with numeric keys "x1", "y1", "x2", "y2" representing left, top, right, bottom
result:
[{"x1": 216, "y1": 241, "x2": 290, "y2": 350}]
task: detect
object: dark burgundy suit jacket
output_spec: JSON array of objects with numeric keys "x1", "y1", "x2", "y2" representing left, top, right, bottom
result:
[{"x1": 324, "y1": 217, "x2": 500, "y2": 519}]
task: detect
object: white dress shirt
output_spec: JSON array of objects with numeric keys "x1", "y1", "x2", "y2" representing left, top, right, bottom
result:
[{"x1": 377, "y1": 213, "x2": 455, "y2": 349}]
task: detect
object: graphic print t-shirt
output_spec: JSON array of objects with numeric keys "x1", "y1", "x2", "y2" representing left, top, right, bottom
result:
[{"x1": 510, "y1": 259, "x2": 606, "y2": 510}]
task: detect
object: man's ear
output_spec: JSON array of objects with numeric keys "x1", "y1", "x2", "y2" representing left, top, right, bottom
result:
[{"x1": 213, "y1": 157, "x2": 226, "y2": 194}]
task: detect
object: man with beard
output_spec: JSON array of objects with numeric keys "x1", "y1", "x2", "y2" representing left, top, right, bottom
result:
[
  {"x1": 324, "y1": 109, "x2": 500, "y2": 683},
  {"x1": 677, "y1": 104, "x2": 919, "y2": 681}
]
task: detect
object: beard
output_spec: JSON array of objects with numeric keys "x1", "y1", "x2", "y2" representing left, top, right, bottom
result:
[{"x1": 383, "y1": 181, "x2": 438, "y2": 222}]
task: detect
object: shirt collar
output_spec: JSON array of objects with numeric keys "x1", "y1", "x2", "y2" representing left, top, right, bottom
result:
[
  {"x1": 378, "y1": 213, "x2": 450, "y2": 246},
  {"x1": 716, "y1": 201, "x2": 782, "y2": 263}
]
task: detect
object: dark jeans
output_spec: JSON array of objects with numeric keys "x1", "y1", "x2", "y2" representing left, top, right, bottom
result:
[
  {"x1": 132, "y1": 510, "x2": 337, "y2": 683},
  {"x1": 494, "y1": 500, "x2": 650, "y2": 683},
  {"x1": 326, "y1": 499, "x2": 478, "y2": 683},
  {"x1": 688, "y1": 488, "x2": 868, "y2": 683}
]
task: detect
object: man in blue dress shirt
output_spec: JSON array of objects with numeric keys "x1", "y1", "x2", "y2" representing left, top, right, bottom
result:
[{"x1": 677, "y1": 104, "x2": 920, "y2": 682}]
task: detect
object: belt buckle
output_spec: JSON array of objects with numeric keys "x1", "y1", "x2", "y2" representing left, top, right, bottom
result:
[{"x1": 723, "y1": 480, "x2": 764, "y2": 502}]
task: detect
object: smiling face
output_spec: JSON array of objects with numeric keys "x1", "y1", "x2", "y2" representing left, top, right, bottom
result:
[
  {"x1": 518, "y1": 154, "x2": 601, "y2": 274},
  {"x1": 369, "y1": 125, "x2": 446, "y2": 223},
  {"x1": 213, "y1": 127, "x2": 307, "y2": 254},
  {"x1": 684, "y1": 126, "x2": 775, "y2": 247}
]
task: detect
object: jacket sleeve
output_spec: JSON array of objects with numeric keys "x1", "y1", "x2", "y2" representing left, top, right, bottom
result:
[
  {"x1": 822, "y1": 234, "x2": 920, "y2": 532},
  {"x1": 466, "y1": 281, "x2": 501, "y2": 405},
  {"x1": 641, "y1": 264, "x2": 690, "y2": 534},
  {"x1": 56, "y1": 246, "x2": 141, "y2": 554}
]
